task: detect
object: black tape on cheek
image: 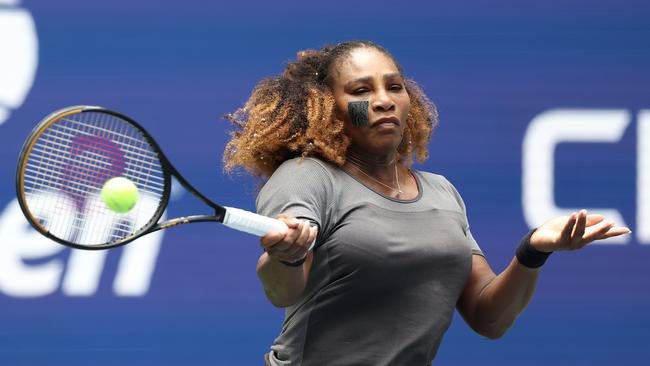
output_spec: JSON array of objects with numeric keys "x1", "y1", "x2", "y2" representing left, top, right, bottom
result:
[{"x1": 348, "y1": 101, "x2": 369, "y2": 127}]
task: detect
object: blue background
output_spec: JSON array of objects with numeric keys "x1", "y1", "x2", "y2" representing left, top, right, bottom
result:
[{"x1": 0, "y1": 0, "x2": 648, "y2": 365}]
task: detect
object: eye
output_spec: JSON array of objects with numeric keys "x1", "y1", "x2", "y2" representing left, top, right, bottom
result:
[
  {"x1": 389, "y1": 84, "x2": 403, "y2": 91},
  {"x1": 352, "y1": 88, "x2": 369, "y2": 95}
]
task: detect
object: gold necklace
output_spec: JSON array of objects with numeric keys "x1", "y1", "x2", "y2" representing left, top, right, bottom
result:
[{"x1": 351, "y1": 163, "x2": 403, "y2": 194}]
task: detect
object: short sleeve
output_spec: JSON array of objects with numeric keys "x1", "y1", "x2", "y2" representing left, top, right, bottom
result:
[
  {"x1": 441, "y1": 177, "x2": 484, "y2": 257},
  {"x1": 256, "y1": 158, "x2": 335, "y2": 242}
]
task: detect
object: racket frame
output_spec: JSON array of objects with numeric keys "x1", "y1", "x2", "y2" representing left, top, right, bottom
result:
[{"x1": 16, "y1": 105, "x2": 227, "y2": 250}]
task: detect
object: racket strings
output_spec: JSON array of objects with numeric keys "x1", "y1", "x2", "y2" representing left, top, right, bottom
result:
[
  {"x1": 28, "y1": 133, "x2": 165, "y2": 188},
  {"x1": 22, "y1": 110, "x2": 166, "y2": 246}
]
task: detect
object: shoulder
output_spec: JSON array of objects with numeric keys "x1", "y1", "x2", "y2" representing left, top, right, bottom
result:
[
  {"x1": 415, "y1": 170, "x2": 467, "y2": 210},
  {"x1": 415, "y1": 170, "x2": 456, "y2": 193},
  {"x1": 273, "y1": 157, "x2": 338, "y2": 178},
  {"x1": 256, "y1": 157, "x2": 338, "y2": 223},
  {"x1": 265, "y1": 157, "x2": 338, "y2": 188},
  {"x1": 258, "y1": 157, "x2": 337, "y2": 202}
]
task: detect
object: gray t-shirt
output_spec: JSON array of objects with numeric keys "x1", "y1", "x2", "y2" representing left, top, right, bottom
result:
[{"x1": 256, "y1": 157, "x2": 483, "y2": 366}]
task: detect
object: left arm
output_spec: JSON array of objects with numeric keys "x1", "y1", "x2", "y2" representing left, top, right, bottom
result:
[
  {"x1": 456, "y1": 255, "x2": 538, "y2": 339},
  {"x1": 457, "y1": 209, "x2": 631, "y2": 339}
]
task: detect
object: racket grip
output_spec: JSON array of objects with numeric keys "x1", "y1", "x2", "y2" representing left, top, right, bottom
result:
[{"x1": 223, "y1": 207, "x2": 288, "y2": 237}]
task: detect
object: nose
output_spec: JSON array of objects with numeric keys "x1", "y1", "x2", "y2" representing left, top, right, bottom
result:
[{"x1": 371, "y1": 89, "x2": 395, "y2": 113}]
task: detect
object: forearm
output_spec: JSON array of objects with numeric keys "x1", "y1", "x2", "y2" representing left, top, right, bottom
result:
[
  {"x1": 462, "y1": 211, "x2": 630, "y2": 339},
  {"x1": 257, "y1": 252, "x2": 309, "y2": 307},
  {"x1": 474, "y1": 257, "x2": 540, "y2": 338}
]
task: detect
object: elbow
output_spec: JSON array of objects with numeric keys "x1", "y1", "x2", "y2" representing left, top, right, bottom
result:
[
  {"x1": 468, "y1": 303, "x2": 520, "y2": 340},
  {"x1": 268, "y1": 298, "x2": 297, "y2": 308},
  {"x1": 269, "y1": 299, "x2": 292, "y2": 308},
  {"x1": 479, "y1": 326, "x2": 508, "y2": 340},
  {"x1": 475, "y1": 320, "x2": 513, "y2": 340},
  {"x1": 264, "y1": 289, "x2": 300, "y2": 308}
]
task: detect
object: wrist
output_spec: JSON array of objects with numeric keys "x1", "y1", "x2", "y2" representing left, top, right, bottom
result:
[
  {"x1": 516, "y1": 229, "x2": 552, "y2": 268},
  {"x1": 278, "y1": 253, "x2": 307, "y2": 267}
]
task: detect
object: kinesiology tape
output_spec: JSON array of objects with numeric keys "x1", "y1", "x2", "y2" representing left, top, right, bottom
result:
[{"x1": 348, "y1": 101, "x2": 369, "y2": 127}]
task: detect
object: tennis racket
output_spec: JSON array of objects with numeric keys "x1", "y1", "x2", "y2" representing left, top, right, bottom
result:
[{"x1": 16, "y1": 105, "x2": 288, "y2": 250}]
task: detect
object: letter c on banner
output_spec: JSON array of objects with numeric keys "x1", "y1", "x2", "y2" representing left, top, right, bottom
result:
[{"x1": 522, "y1": 109, "x2": 631, "y2": 244}]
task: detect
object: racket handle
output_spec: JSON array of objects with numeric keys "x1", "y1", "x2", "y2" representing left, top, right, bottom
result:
[{"x1": 222, "y1": 207, "x2": 288, "y2": 237}]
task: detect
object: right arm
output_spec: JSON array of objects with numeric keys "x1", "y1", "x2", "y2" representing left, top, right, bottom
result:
[{"x1": 257, "y1": 214, "x2": 318, "y2": 307}]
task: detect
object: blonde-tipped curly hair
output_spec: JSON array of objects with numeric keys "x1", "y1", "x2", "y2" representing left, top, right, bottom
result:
[{"x1": 223, "y1": 40, "x2": 439, "y2": 178}]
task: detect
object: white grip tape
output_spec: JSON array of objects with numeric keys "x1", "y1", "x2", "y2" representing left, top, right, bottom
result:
[{"x1": 223, "y1": 207, "x2": 288, "y2": 237}]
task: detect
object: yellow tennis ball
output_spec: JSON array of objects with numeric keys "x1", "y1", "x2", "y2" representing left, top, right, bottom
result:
[{"x1": 101, "y1": 177, "x2": 139, "y2": 213}]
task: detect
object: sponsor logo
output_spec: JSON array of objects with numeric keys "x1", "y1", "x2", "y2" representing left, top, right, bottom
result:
[
  {"x1": 0, "y1": 0, "x2": 38, "y2": 126},
  {"x1": 0, "y1": 197, "x2": 164, "y2": 298},
  {"x1": 0, "y1": 178, "x2": 184, "y2": 298},
  {"x1": 523, "y1": 109, "x2": 648, "y2": 244}
]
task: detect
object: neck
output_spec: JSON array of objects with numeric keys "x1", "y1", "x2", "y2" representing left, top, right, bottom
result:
[
  {"x1": 346, "y1": 146, "x2": 397, "y2": 168},
  {"x1": 345, "y1": 146, "x2": 399, "y2": 182}
]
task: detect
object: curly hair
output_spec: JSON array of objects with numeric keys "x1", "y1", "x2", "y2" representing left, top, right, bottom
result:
[{"x1": 223, "y1": 40, "x2": 439, "y2": 178}]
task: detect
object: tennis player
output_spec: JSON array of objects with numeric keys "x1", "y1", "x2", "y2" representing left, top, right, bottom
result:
[{"x1": 224, "y1": 40, "x2": 631, "y2": 366}]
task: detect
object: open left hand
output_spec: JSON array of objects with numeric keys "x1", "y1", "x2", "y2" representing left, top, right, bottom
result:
[{"x1": 530, "y1": 209, "x2": 632, "y2": 252}]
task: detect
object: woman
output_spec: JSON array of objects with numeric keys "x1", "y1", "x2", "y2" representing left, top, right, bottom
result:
[{"x1": 223, "y1": 40, "x2": 631, "y2": 366}]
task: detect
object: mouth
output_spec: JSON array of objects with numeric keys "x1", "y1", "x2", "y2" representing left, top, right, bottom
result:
[{"x1": 371, "y1": 116, "x2": 400, "y2": 127}]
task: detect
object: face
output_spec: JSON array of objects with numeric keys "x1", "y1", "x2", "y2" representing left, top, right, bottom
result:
[{"x1": 330, "y1": 47, "x2": 410, "y2": 157}]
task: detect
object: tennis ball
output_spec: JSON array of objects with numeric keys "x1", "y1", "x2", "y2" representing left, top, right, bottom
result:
[{"x1": 101, "y1": 177, "x2": 139, "y2": 213}]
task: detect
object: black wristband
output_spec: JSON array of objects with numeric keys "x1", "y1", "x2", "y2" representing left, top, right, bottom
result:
[
  {"x1": 279, "y1": 256, "x2": 307, "y2": 267},
  {"x1": 516, "y1": 229, "x2": 552, "y2": 268}
]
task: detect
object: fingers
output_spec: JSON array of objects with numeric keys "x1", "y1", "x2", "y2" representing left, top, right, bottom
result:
[
  {"x1": 560, "y1": 212, "x2": 577, "y2": 243},
  {"x1": 282, "y1": 220, "x2": 312, "y2": 258},
  {"x1": 535, "y1": 209, "x2": 631, "y2": 252},
  {"x1": 567, "y1": 208, "x2": 632, "y2": 248},
  {"x1": 260, "y1": 231, "x2": 284, "y2": 249},
  {"x1": 585, "y1": 221, "x2": 631, "y2": 239},
  {"x1": 585, "y1": 214, "x2": 605, "y2": 226},
  {"x1": 276, "y1": 213, "x2": 301, "y2": 229},
  {"x1": 570, "y1": 210, "x2": 587, "y2": 245},
  {"x1": 260, "y1": 214, "x2": 299, "y2": 247},
  {"x1": 599, "y1": 226, "x2": 632, "y2": 239},
  {"x1": 280, "y1": 219, "x2": 306, "y2": 248},
  {"x1": 297, "y1": 220, "x2": 312, "y2": 246},
  {"x1": 307, "y1": 225, "x2": 318, "y2": 247},
  {"x1": 260, "y1": 216, "x2": 316, "y2": 262},
  {"x1": 560, "y1": 209, "x2": 628, "y2": 250},
  {"x1": 581, "y1": 221, "x2": 615, "y2": 243}
]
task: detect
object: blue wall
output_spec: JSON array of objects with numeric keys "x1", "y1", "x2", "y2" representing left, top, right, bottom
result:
[{"x1": 0, "y1": 1, "x2": 648, "y2": 365}]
